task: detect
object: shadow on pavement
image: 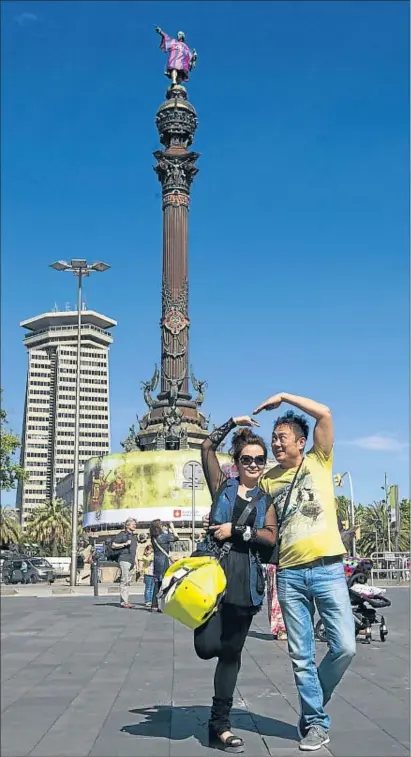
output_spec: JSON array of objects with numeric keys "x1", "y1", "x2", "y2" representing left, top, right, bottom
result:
[
  {"x1": 122, "y1": 705, "x2": 298, "y2": 745},
  {"x1": 247, "y1": 630, "x2": 274, "y2": 642},
  {"x1": 92, "y1": 602, "x2": 148, "y2": 611}
]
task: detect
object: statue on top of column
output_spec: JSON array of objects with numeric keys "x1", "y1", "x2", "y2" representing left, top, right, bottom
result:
[{"x1": 155, "y1": 27, "x2": 198, "y2": 87}]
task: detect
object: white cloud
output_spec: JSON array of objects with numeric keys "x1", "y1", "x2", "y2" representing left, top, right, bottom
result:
[
  {"x1": 339, "y1": 434, "x2": 408, "y2": 452},
  {"x1": 15, "y1": 12, "x2": 38, "y2": 27}
]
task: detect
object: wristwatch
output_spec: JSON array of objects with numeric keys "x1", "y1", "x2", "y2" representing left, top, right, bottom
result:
[{"x1": 242, "y1": 527, "x2": 252, "y2": 542}]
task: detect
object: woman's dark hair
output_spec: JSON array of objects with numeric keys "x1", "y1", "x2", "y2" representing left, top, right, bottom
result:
[
  {"x1": 230, "y1": 428, "x2": 267, "y2": 464},
  {"x1": 149, "y1": 519, "x2": 163, "y2": 538}
]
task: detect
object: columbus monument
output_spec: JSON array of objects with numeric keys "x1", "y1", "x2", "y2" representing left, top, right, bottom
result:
[{"x1": 122, "y1": 28, "x2": 209, "y2": 453}]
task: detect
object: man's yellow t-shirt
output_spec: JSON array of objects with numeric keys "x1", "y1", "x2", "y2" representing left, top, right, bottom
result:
[{"x1": 260, "y1": 446, "x2": 345, "y2": 569}]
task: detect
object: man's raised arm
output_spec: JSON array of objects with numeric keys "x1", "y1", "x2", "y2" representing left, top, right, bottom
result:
[{"x1": 254, "y1": 392, "x2": 333, "y2": 456}]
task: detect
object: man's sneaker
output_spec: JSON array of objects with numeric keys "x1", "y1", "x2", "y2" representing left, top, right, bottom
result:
[
  {"x1": 297, "y1": 716, "x2": 309, "y2": 740},
  {"x1": 299, "y1": 725, "x2": 330, "y2": 751}
]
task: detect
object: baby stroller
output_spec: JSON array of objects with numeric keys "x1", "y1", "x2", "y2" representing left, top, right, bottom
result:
[{"x1": 315, "y1": 558, "x2": 391, "y2": 644}]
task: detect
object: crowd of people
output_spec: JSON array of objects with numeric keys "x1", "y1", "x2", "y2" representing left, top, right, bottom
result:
[{"x1": 109, "y1": 391, "x2": 357, "y2": 753}]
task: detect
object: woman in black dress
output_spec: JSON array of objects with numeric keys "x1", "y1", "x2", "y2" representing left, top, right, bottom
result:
[{"x1": 195, "y1": 416, "x2": 277, "y2": 753}]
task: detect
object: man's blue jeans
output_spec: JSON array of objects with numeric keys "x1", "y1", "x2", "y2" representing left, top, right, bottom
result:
[{"x1": 277, "y1": 559, "x2": 356, "y2": 731}]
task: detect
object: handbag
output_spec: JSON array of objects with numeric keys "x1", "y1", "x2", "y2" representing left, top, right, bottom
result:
[
  {"x1": 158, "y1": 493, "x2": 263, "y2": 630},
  {"x1": 157, "y1": 556, "x2": 227, "y2": 629},
  {"x1": 270, "y1": 460, "x2": 304, "y2": 565}
]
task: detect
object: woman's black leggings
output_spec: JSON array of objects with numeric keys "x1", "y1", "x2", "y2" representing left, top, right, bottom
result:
[{"x1": 194, "y1": 603, "x2": 253, "y2": 733}]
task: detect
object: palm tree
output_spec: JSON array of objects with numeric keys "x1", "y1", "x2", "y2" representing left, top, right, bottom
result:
[
  {"x1": 26, "y1": 499, "x2": 72, "y2": 556},
  {"x1": 397, "y1": 499, "x2": 410, "y2": 552},
  {"x1": 356, "y1": 499, "x2": 411, "y2": 557},
  {"x1": 0, "y1": 506, "x2": 21, "y2": 546},
  {"x1": 356, "y1": 501, "x2": 391, "y2": 557}
]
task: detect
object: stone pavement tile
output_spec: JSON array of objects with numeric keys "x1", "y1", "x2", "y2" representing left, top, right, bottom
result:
[
  {"x1": 265, "y1": 750, "x2": 329, "y2": 757},
  {"x1": 0, "y1": 665, "x2": 58, "y2": 710},
  {"x1": 327, "y1": 695, "x2": 386, "y2": 731},
  {"x1": 375, "y1": 718, "x2": 410, "y2": 748},
  {"x1": 326, "y1": 730, "x2": 409, "y2": 757},
  {"x1": 1, "y1": 650, "x2": 45, "y2": 680},
  {"x1": 328, "y1": 688, "x2": 410, "y2": 748},
  {"x1": 89, "y1": 735, "x2": 170, "y2": 757},
  {"x1": 29, "y1": 712, "x2": 123, "y2": 757},
  {"x1": 29, "y1": 690, "x2": 129, "y2": 757},
  {"x1": 336, "y1": 677, "x2": 409, "y2": 723},
  {"x1": 0, "y1": 702, "x2": 73, "y2": 756}
]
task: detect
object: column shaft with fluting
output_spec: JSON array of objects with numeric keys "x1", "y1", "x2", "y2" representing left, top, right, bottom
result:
[{"x1": 161, "y1": 197, "x2": 189, "y2": 393}]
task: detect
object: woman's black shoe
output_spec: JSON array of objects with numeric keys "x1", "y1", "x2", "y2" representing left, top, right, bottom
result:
[{"x1": 208, "y1": 726, "x2": 245, "y2": 753}]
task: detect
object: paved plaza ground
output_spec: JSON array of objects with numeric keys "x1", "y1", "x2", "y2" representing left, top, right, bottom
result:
[{"x1": 1, "y1": 588, "x2": 409, "y2": 757}]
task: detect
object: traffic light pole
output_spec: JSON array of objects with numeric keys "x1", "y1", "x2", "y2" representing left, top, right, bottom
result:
[
  {"x1": 384, "y1": 473, "x2": 392, "y2": 553},
  {"x1": 346, "y1": 472, "x2": 356, "y2": 558},
  {"x1": 334, "y1": 471, "x2": 356, "y2": 557}
]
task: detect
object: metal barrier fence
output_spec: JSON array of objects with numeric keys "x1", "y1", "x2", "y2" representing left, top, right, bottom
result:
[{"x1": 370, "y1": 551, "x2": 410, "y2": 585}]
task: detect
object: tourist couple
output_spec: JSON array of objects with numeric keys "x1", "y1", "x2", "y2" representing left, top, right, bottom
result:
[{"x1": 197, "y1": 391, "x2": 356, "y2": 753}]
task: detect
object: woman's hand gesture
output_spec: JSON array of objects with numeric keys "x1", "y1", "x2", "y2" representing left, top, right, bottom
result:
[
  {"x1": 233, "y1": 415, "x2": 260, "y2": 427},
  {"x1": 209, "y1": 523, "x2": 232, "y2": 541}
]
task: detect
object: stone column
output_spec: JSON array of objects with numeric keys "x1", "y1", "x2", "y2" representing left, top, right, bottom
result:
[{"x1": 154, "y1": 86, "x2": 199, "y2": 398}]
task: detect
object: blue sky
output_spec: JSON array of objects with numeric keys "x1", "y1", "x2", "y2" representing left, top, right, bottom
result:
[{"x1": 1, "y1": 0, "x2": 409, "y2": 507}]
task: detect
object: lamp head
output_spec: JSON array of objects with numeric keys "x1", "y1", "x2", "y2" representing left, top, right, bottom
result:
[
  {"x1": 90, "y1": 261, "x2": 111, "y2": 273},
  {"x1": 50, "y1": 260, "x2": 71, "y2": 272}
]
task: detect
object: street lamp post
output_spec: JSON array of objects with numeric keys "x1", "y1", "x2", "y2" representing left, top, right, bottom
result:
[
  {"x1": 334, "y1": 471, "x2": 356, "y2": 557},
  {"x1": 50, "y1": 259, "x2": 110, "y2": 586}
]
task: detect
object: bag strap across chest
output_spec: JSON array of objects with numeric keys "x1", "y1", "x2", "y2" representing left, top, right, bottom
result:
[{"x1": 214, "y1": 486, "x2": 265, "y2": 562}]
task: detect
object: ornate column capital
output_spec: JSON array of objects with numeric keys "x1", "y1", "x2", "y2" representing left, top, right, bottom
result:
[{"x1": 153, "y1": 151, "x2": 200, "y2": 197}]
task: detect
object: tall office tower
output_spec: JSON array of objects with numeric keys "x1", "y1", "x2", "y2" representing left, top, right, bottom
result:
[{"x1": 16, "y1": 309, "x2": 116, "y2": 526}]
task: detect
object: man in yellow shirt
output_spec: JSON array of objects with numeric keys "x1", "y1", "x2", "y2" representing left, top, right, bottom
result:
[{"x1": 255, "y1": 392, "x2": 356, "y2": 752}]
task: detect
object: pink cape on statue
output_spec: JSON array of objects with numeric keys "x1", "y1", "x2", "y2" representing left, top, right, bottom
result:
[{"x1": 160, "y1": 33, "x2": 193, "y2": 76}]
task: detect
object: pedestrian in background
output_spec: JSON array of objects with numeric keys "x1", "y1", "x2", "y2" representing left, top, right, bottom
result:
[
  {"x1": 111, "y1": 518, "x2": 138, "y2": 609},
  {"x1": 150, "y1": 519, "x2": 178, "y2": 613},
  {"x1": 140, "y1": 543, "x2": 155, "y2": 608},
  {"x1": 266, "y1": 563, "x2": 287, "y2": 640},
  {"x1": 21, "y1": 559, "x2": 29, "y2": 584}
]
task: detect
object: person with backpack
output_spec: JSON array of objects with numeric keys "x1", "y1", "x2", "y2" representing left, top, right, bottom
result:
[
  {"x1": 110, "y1": 518, "x2": 138, "y2": 608},
  {"x1": 196, "y1": 416, "x2": 277, "y2": 753},
  {"x1": 150, "y1": 519, "x2": 179, "y2": 613}
]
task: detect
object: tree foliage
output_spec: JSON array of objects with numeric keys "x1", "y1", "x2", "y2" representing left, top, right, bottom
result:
[
  {"x1": 25, "y1": 499, "x2": 72, "y2": 557},
  {"x1": 0, "y1": 394, "x2": 27, "y2": 491},
  {"x1": 0, "y1": 506, "x2": 21, "y2": 546},
  {"x1": 336, "y1": 495, "x2": 410, "y2": 557}
]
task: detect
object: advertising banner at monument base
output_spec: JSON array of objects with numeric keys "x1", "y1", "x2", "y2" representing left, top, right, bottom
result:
[{"x1": 82, "y1": 449, "x2": 238, "y2": 528}]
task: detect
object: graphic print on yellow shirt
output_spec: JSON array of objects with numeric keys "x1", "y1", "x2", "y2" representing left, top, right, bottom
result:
[{"x1": 260, "y1": 445, "x2": 345, "y2": 569}]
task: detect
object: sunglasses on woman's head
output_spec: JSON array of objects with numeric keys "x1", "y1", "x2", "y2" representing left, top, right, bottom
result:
[{"x1": 239, "y1": 455, "x2": 266, "y2": 467}]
